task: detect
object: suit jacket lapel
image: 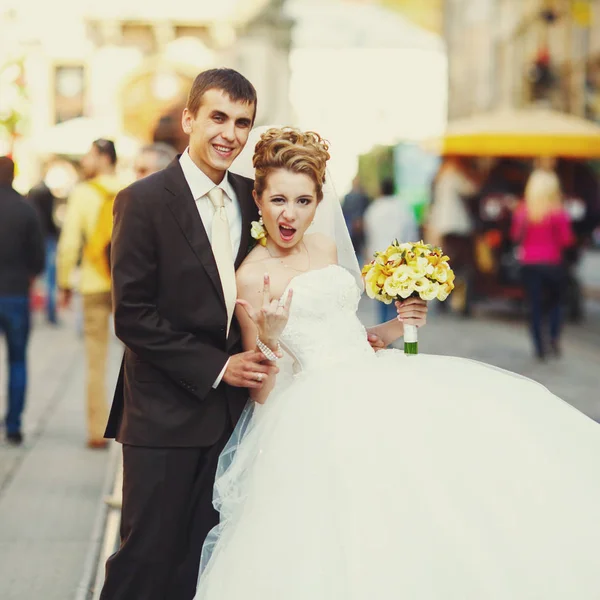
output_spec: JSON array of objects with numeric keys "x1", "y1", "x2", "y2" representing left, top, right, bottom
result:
[
  {"x1": 229, "y1": 172, "x2": 256, "y2": 268},
  {"x1": 164, "y1": 160, "x2": 225, "y2": 305}
]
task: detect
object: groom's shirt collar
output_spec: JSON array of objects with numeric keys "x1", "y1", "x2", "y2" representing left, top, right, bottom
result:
[{"x1": 179, "y1": 147, "x2": 235, "y2": 203}]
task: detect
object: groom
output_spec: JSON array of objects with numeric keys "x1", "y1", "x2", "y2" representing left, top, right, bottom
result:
[{"x1": 100, "y1": 68, "x2": 277, "y2": 600}]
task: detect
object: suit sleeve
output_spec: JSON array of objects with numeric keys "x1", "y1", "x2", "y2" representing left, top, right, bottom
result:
[{"x1": 111, "y1": 187, "x2": 229, "y2": 401}]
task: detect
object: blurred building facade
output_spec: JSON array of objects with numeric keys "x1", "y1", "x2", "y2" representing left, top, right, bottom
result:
[
  {"x1": 0, "y1": 0, "x2": 292, "y2": 188},
  {"x1": 370, "y1": 0, "x2": 443, "y2": 34},
  {"x1": 445, "y1": 0, "x2": 600, "y2": 120}
]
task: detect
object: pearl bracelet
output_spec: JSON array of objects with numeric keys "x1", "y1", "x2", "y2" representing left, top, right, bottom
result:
[{"x1": 256, "y1": 335, "x2": 281, "y2": 362}]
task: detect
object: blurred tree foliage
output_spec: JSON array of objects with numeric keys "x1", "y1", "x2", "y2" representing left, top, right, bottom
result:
[
  {"x1": 358, "y1": 145, "x2": 395, "y2": 198},
  {"x1": 0, "y1": 59, "x2": 28, "y2": 151}
]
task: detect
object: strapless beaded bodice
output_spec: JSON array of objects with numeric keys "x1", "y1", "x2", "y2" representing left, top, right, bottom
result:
[{"x1": 279, "y1": 265, "x2": 374, "y2": 372}]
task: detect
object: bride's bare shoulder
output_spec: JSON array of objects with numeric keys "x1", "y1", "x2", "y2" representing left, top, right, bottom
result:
[{"x1": 237, "y1": 248, "x2": 269, "y2": 287}]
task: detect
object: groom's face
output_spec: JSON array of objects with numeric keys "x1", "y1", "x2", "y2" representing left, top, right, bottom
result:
[{"x1": 182, "y1": 89, "x2": 254, "y2": 184}]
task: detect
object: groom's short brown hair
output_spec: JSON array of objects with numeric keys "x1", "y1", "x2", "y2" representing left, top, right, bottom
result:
[{"x1": 186, "y1": 68, "x2": 257, "y2": 122}]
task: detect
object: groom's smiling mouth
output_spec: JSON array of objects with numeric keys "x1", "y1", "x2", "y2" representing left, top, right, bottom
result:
[
  {"x1": 212, "y1": 143, "x2": 235, "y2": 159},
  {"x1": 279, "y1": 224, "x2": 296, "y2": 241}
]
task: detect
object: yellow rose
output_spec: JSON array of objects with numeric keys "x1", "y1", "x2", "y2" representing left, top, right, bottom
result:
[
  {"x1": 443, "y1": 281, "x2": 454, "y2": 294},
  {"x1": 398, "y1": 281, "x2": 414, "y2": 299},
  {"x1": 413, "y1": 277, "x2": 429, "y2": 293},
  {"x1": 383, "y1": 277, "x2": 402, "y2": 304},
  {"x1": 391, "y1": 264, "x2": 411, "y2": 283},
  {"x1": 432, "y1": 265, "x2": 448, "y2": 283},
  {"x1": 407, "y1": 262, "x2": 427, "y2": 279},
  {"x1": 420, "y1": 281, "x2": 440, "y2": 301},
  {"x1": 383, "y1": 277, "x2": 398, "y2": 298},
  {"x1": 437, "y1": 286, "x2": 450, "y2": 301}
]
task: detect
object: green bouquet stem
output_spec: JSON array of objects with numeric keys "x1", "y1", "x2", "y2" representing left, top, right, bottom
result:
[{"x1": 403, "y1": 324, "x2": 418, "y2": 356}]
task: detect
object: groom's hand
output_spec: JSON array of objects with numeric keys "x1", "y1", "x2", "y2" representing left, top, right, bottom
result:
[{"x1": 223, "y1": 350, "x2": 279, "y2": 389}]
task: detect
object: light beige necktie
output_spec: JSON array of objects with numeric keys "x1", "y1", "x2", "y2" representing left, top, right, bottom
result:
[{"x1": 207, "y1": 187, "x2": 237, "y2": 336}]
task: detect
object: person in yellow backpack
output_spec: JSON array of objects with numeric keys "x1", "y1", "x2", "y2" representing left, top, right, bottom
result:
[{"x1": 57, "y1": 139, "x2": 123, "y2": 448}]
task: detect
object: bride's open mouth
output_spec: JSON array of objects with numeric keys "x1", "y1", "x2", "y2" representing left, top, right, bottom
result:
[{"x1": 278, "y1": 224, "x2": 296, "y2": 242}]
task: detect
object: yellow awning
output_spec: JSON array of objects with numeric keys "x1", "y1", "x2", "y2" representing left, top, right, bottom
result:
[{"x1": 426, "y1": 108, "x2": 600, "y2": 158}]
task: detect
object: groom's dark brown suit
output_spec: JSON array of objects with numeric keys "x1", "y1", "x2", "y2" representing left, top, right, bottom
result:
[{"x1": 100, "y1": 158, "x2": 258, "y2": 600}]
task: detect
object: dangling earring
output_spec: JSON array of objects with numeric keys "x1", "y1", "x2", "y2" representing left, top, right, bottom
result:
[{"x1": 251, "y1": 210, "x2": 268, "y2": 246}]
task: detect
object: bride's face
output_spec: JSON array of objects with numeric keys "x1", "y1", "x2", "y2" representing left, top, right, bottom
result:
[{"x1": 255, "y1": 168, "x2": 319, "y2": 250}]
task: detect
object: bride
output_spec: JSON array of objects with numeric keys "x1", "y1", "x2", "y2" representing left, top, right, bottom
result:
[{"x1": 194, "y1": 127, "x2": 600, "y2": 599}]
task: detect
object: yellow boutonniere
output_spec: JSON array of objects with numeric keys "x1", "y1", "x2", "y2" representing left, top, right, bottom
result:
[{"x1": 250, "y1": 220, "x2": 268, "y2": 247}]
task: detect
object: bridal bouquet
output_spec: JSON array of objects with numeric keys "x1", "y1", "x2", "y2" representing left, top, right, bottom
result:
[{"x1": 362, "y1": 240, "x2": 455, "y2": 355}]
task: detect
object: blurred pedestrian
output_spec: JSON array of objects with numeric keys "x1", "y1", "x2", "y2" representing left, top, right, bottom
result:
[
  {"x1": 342, "y1": 175, "x2": 370, "y2": 261},
  {"x1": 511, "y1": 169, "x2": 575, "y2": 360},
  {"x1": 28, "y1": 175, "x2": 60, "y2": 324},
  {"x1": 133, "y1": 142, "x2": 177, "y2": 180},
  {"x1": 364, "y1": 177, "x2": 419, "y2": 323},
  {"x1": 56, "y1": 139, "x2": 123, "y2": 448},
  {"x1": 0, "y1": 156, "x2": 45, "y2": 445},
  {"x1": 426, "y1": 156, "x2": 479, "y2": 316},
  {"x1": 153, "y1": 99, "x2": 188, "y2": 153}
]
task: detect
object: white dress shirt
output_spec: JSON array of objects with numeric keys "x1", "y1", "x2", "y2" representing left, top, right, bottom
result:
[
  {"x1": 179, "y1": 148, "x2": 242, "y2": 255},
  {"x1": 179, "y1": 148, "x2": 242, "y2": 388}
]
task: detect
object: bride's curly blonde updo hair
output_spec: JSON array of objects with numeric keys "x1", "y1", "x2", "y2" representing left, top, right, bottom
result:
[{"x1": 252, "y1": 127, "x2": 331, "y2": 201}]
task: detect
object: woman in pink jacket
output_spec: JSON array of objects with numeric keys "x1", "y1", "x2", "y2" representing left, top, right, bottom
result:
[{"x1": 511, "y1": 169, "x2": 574, "y2": 360}]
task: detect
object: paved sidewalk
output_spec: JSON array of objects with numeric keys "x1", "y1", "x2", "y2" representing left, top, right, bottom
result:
[
  {"x1": 0, "y1": 313, "x2": 121, "y2": 600},
  {"x1": 579, "y1": 249, "x2": 600, "y2": 298}
]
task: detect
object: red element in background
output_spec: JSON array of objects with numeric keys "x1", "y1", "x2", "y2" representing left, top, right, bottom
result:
[
  {"x1": 484, "y1": 230, "x2": 503, "y2": 248},
  {"x1": 30, "y1": 289, "x2": 45, "y2": 311},
  {"x1": 536, "y1": 46, "x2": 550, "y2": 65}
]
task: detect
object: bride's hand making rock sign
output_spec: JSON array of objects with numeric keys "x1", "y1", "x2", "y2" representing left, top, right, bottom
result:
[{"x1": 236, "y1": 273, "x2": 294, "y2": 353}]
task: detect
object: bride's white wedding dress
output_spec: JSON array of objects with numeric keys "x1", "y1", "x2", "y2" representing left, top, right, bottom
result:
[{"x1": 195, "y1": 264, "x2": 600, "y2": 599}]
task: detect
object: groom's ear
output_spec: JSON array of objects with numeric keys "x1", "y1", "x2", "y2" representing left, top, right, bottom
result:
[{"x1": 181, "y1": 108, "x2": 193, "y2": 135}]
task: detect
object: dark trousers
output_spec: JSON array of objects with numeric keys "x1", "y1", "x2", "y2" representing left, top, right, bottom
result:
[
  {"x1": 0, "y1": 296, "x2": 30, "y2": 434},
  {"x1": 442, "y1": 234, "x2": 475, "y2": 315},
  {"x1": 100, "y1": 420, "x2": 233, "y2": 600},
  {"x1": 522, "y1": 264, "x2": 565, "y2": 356},
  {"x1": 44, "y1": 237, "x2": 57, "y2": 324}
]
